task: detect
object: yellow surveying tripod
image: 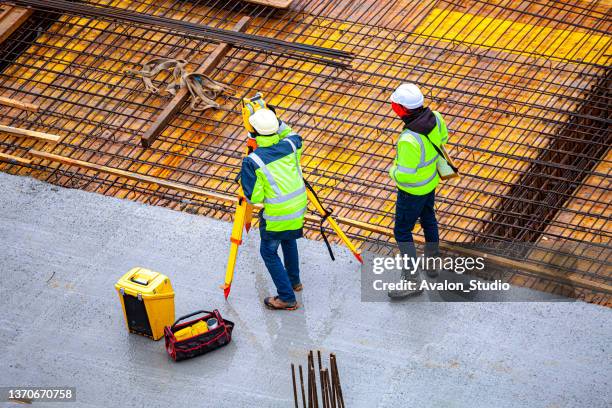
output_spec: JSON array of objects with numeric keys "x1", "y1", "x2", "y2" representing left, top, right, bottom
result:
[
  {"x1": 221, "y1": 94, "x2": 263, "y2": 299},
  {"x1": 222, "y1": 93, "x2": 362, "y2": 299}
]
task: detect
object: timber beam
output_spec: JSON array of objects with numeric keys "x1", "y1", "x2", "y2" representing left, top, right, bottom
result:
[
  {"x1": 0, "y1": 4, "x2": 31, "y2": 45},
  {"x1": 0, "y1": 151, "x2": 31, "y2": 165},
  {"x1": 243, "y1": 0, "x2": 294, "y2": 8},
  {"x1": 0, "y1": 124, "x2": 60, "y2": 143},
  {"x1": 0, "y1": 96, "x2": 39, "y2": 112}
]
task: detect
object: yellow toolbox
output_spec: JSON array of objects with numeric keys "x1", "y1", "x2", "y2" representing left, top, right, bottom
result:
[{"x1": 115, "y1": 267, "x2": 175, "y2": 340}]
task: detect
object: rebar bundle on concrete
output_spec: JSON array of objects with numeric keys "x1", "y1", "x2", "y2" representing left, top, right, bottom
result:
[
  {"x1": 0, "y1": 0, "x2": 609, "y2": 303},
  {"x1": 292, "y1": 351, "x2": 345, "y2": 408}
]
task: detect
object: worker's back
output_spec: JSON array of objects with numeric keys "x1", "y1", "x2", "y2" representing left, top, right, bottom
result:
[
  {"x1": 390, "y1": 108, "x2": 448, "y2": 195},
  {"x1": 241, "y1": 123, "x2": 308, "y2": 236}
]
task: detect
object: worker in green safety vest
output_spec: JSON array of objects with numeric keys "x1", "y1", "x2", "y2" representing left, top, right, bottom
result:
[
  {"x1": 240, "y1": 107, "x2": 308, "y2": 311},
  {"x1": 387, "y1": 83, "x2": 449, "y2": 298}
]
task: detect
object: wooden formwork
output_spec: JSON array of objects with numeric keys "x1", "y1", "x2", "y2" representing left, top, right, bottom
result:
[{"x1": 0, "y1": 4, "x2": 31, "y2": 44}]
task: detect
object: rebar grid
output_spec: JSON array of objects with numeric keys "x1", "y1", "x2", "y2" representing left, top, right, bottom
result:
[{"x1": 0, "y1": 0, "x2": 609, "y2": 303}]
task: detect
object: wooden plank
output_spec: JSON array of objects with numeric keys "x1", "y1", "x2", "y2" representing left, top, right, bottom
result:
[
  {"x1": 0, "y1": 5, "x2": 32, "y2": 45},
  {"x1": 141, "y1": 16, "x2": 251, "y2": 148},
  {"x1": 0, "y1": 151, "x2": 31, "y2": 165},
  {"x1": 0, "y1": 96, "x2": 39, "y2": 112},
  {"x1": 0, "y1": 6, "x2": 11, "y2": 21},
  {"x1": 30, "y1": 149, "x2": 240, "y2": 203},
  {"x1": 28, "y1": 149, "x2": 612, "y2": 295},
  {"x1": 0, "y1": 124, "x2": 60, "y2": 143},
  {"x1": 242, "y1": 0, "x2": 294, "y2": 8}
]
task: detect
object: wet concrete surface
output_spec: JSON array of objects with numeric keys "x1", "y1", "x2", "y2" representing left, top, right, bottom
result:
[{"x1": 0, "y1": 173, "x2": 610, "y2": 407}]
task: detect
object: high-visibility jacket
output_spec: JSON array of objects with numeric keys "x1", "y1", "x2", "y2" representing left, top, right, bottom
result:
[
  {"x1": 240, "y1": 122, "x2": 308, "y2": 239},
  {"x1": 389, "y1": 111, "x2": 448, "y2": 195}
]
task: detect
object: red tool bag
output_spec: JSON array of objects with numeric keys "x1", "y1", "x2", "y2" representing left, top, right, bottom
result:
[{"x1": 164, "y1": 310, "x2": 234, "y2": 362}]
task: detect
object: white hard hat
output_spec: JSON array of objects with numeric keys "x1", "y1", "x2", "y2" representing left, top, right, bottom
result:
[
  {"x1": 248, "y1": 109, "x2": 279, "y2": 135},
  {"x1": 390, "y1": 83, "x2": 424, "y2": 109}
]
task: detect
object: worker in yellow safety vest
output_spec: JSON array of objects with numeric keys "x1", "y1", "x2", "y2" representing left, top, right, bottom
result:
[
  {"x1": 387, "y1": 83, "x2": 449, "y2": 298},
  {"x1": 240, "y1": 106, "x2": 308, "y2": 311}
]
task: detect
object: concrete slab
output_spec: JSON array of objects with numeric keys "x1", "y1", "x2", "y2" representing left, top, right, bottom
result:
[{"x1": 0, "y1": 173, "x2": 610, "y2": 408}]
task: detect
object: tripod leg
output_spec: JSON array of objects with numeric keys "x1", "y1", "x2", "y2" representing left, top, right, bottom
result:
[
  {"x1": 305, "y1": 188, "x2": 363, "y2": 264},
  {"x1": 223, "y1": 196, "x2": 248, "y2": 299},
  {"x1": 244, "y1": 203, "x2": 254, "y2": 233}
]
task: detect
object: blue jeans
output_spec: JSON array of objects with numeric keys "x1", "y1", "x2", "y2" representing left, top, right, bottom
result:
[
  {"x1": 260, "y1": 239, "x2": 300, "y2": 303},
  {"x1": 394, "y1": 189, "x2": 439, "y2": 258}
]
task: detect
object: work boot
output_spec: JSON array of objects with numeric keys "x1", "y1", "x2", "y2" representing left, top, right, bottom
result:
[
  {"x1": 425, "y1": 266, "x2": 440, "y2": 279},
  {"x1": 387, "y1": 269, "x2": 424, "y2": 299},
  {"x1": 388, "y1": 241, "x2": 423, "y2": 298},
  {"x1": 264, "y1": 296, "x2": 299, "y2": 311},
  {"x1": 424, "y1": 243, "x2": 441, "y2": 279}
]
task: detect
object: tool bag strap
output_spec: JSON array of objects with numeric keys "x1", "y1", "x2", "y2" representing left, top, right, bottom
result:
[
  {"x1": 171, "y1": 310, "x2": 212, "y2": 330},
  {"x1": 420, "y1": 114, "x2": 459, "y2": 173},
  {"x1": 304, "y1": 179, "x2": 335, "y2": 262},
  {"x1": 423, "y1": 133, "x2": 459, "y2": 173}
]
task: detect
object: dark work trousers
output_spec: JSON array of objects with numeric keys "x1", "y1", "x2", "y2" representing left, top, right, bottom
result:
[
  {"x1": 259, "y1": 239, "x2": 300, "y2": 303},
  {"x1": 393, "y1": 189, "x2": 440, "y2": 260}
]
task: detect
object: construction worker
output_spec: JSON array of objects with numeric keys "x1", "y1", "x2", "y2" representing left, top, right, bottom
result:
[
  {"x1": 240, "y1": 107, "x2": 308, "y2": 311},
  {"x1": 387, "y1": 83, "x2": 448, "y2": 298}
]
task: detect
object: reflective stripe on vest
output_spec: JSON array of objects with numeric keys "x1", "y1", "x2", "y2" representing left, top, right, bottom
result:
[
  {"x1": 248, "y1": 153, "x2": 282, "y2": 197},
  {"x1": 263, "y1": 206, "x2": 307, "y2": 222},
  {"x1": 395, "y1": 114, "x2": 442, "y2": 176},
  {"x1": 396, "y1": 168, "x2": 437, "y2": 188},
  {"x1": 248, "y1": 138, "x2": 306, "y2": 206},
  {"x1": 284, "y1": 137, "x2": 303, "y2": 179},
  {"x1": 396, "y1": 164, "x2": 417, "y2": 174},
  {"x1": 393, "y1": 113, "x2": 444, "y2": 188}
]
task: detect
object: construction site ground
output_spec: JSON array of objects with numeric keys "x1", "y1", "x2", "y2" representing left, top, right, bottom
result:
[{"x1": 0, "y1": 172, "x2": 609, "y2": 408}]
